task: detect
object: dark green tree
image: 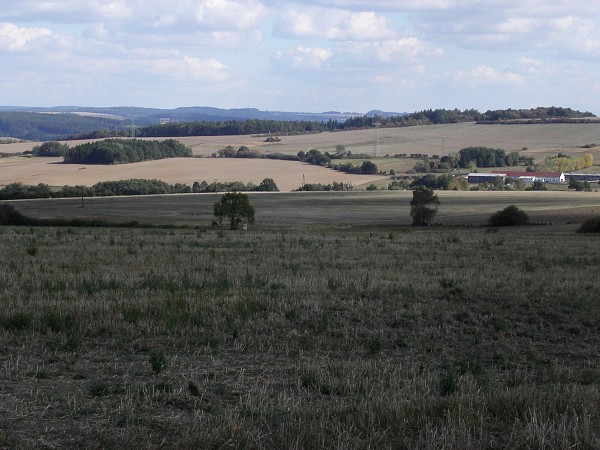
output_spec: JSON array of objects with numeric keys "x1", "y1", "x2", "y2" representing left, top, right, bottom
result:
[
  {"x1": 360, "y1": 160, "x2": 379, "y2": 174},
  {"x1": 568, "y1": 178, "x2": 584, "y2": 191},
  {"x1": 488, "y1": 205, "x2": 529, "y2": 226},
  {"x1": 213, "y1": 192, "x2": 255, "y2": 230},
  {"x1": 410, "y1": 186, "x2": 440, "y2": 226},
  {"x1": 526, "y1": 180, "x2": 547, "y2": 191},
  {"x1": 32, "y1": 141, "x2": 70, "y2": 157},
  {"x1": 256, "y1": 178, "x2": 279, "y2": 192}
]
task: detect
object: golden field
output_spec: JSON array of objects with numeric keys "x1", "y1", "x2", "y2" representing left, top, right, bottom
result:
[
  {"x1": 2, "y1": 122, "x2": 600, "y2": 157},
  {"x1": 0, "y1": 156, "x2": 382, "y2": 192},
  {"x1": 2, "y1": 122, "x2": 600, "y2": 191}
]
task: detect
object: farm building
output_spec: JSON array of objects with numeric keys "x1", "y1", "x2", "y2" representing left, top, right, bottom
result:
[
  {"x1": 467, "y1": 173, "x2": 507, "y2": 183},
  {"x1": 565, "y1": 172, "x2": 600, "y2": 182},
  {"x1": 491, "y1": 171, "x2": 566, "y2": 184}
]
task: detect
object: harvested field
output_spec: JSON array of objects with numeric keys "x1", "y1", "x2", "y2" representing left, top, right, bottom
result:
[
  {"x1": 3, "y1": 122, "x2": 600, "y2": 193},
  {"x1": 11, "y1": 190, "x2": 600, "y2": 229},
  {"x1": 1, "y1": 122, "x2": 600, "y2": 158},
  {"x1": 0, "y1": 215, "x2": 599, "y2": 448},
  {"x1": 0, "y1": 157, "x2": 383, "y2": 192}
]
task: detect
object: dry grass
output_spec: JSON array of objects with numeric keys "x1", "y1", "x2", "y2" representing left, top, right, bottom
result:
[
  {"x1": 3, "y1": 122, "x2": 600, "y2": 192},
  {"x1": 0, "y1": 216, "x2": 598, "y2": 448},
  {"x1": 10, "y1": 190, "x2": 600, "y2": 228},
  {"x1": 0, "y1": 157, "x2": 383, "y2": 192},
  {"x1": 2, "y1": 122, "x2": 600, "y2": 158}
]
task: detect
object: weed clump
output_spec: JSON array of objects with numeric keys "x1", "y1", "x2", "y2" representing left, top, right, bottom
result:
[
  {"x1": 0, "y1": 313, "x2": 33, "y2": 331},
  {"x1": 488, "y1": 205, "x2": 529, "y2": 227},
  {"x1": 149, "y1": 350, "x2": 166, "y2": 374}
]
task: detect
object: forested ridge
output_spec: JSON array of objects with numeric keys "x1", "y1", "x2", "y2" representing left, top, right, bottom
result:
[
  {"x1": 0, "y1": 112, "x2": 123, "y2": 141},
  {"x1": 87, "y1": 107, "x2": 599, "y2": 139}
]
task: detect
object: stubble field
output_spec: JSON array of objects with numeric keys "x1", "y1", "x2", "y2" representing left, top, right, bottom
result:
[
  {"x1": 10, "y1": 190, "x2": 600, "y2": 228},
  {"x1": 0, "y1": 196, "x2": 599, "y2": 448},
  {"x1": 0, "y1": 156, "x2": 383, "y2": 192},
  {"x1": 2, "y1": 123, "x2": 600, "y2": 448}
]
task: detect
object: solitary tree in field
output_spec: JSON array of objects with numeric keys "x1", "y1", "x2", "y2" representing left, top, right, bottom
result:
[
  {"x1": 213, "y1": 192, "x2": 255, "y2": 230},
  {"x1": 488, "y1": 205, "x2": 529, "y2": 226},
  {"x1": 410, "y1": 186, "x2": 440, "y2": 226}
]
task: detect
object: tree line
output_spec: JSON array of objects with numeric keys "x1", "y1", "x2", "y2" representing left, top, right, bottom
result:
[
  {"x1": 213, "y1": 145, "x2": 380, "y2": 175},
  {"x1": 412, "y1": 147, "x2": 535, "y2": 174},
  {"x1": 0, "y1": 178, "x2": 279, "y2": 200},
  {"x1": 66, "y1": 107, "x2": 597, "y2": 141},
  {"x1": 63, "y1": 139, "x2": 192, "y2": 164},
  {"x1": 0, "y1": 112, "x2": 124, "y2": 141}
]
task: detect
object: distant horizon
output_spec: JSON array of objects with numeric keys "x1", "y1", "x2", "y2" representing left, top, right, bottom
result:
[{"x1": 1, "y1": 104, "x2": 597, "y2": 117}]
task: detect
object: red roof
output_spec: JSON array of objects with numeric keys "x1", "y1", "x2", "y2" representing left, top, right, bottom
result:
[{"x1": 491, "y1": 171, "x2": 562, "y2": 177}]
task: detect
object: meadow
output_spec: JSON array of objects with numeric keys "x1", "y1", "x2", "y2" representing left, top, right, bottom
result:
[{"x1": 0, "y1": 192, "x2": 599, "y2": 448}]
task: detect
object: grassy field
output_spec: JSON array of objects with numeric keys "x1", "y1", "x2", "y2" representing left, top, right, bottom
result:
[
  {"x1": 2, "y1": 122, "x2": 600, "y2": 157},
  {"x1": 10, "y1": 190, "x2": 600, "y2": 228},
  {"x1": 0, "y1": 192, "x2": 599, "y2": 448}
]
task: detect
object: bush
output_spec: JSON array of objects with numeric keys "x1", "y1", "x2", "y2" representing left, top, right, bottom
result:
[
  {"x1": 360, "y1": 160, "x2": 379, "y2": 174},
  {"x1": 577, "y1": 216, "x2": 600, "y2": 233},
  {"x1": 488, "y1": 205, "x2": 529, "y2": 227}
]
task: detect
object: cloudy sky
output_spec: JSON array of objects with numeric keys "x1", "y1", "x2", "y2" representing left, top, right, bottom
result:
[{"x1": 1, "y1": 1, "x2": 600, "y2": 113}]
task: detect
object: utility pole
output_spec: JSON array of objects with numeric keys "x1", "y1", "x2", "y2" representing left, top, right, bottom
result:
[{"x1": 373, "y1": 121, "x2": 381, "y2": 157}]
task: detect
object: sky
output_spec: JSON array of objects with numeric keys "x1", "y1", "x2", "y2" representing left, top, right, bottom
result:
[{"x1": 1, "y1": 1, "x2": 600, "y2": 114}]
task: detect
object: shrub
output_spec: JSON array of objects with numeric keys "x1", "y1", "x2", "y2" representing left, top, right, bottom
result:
[
  {"x1": 360, "y1": 160, "x2": 379, "y2": 174},
  {"x1": 149, "y1": 350, "x2": 167, "y2": 374},
  {"x1": 577, "y1": 216, "x2": 600, "y2": 233},
  {"x1": 488, "y1": 205, "x2": 529, "y2": 227},
  {"x1": 0, "y1": 313, "x2": 33, "y2": 331}
]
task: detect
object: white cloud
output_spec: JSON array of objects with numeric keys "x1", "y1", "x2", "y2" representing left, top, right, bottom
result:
[
  {"x1": 0, "y1": 23, "x2": 55, "y2": 52},
  {"x1": 195, "y1": 0, "x2": 269, "y2": 30},
  {"x1": 448, "y1": 65, "x2": 523, "y2": 88},
  {"x1": 274, "y1": 8, "x2": 396, "y2": 40},
  {"x1": 274, "y1": 46, "x2": 332, "y2": 71},
  {"x1": 142, "y1": 56, "x2": 229, "y2": 81},
  {"x1": 373, "y1": 37, "x2": 444, "y2": 62}
]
